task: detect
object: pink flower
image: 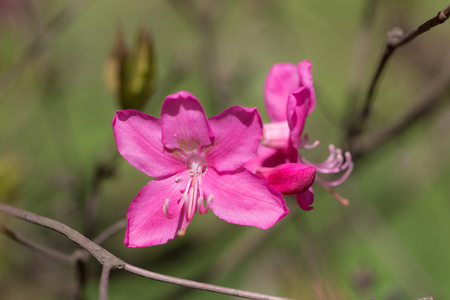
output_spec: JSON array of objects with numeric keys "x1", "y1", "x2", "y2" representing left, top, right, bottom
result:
[
  {"x1": 113, "y1": 91, "x2": 288, "y2": 247},
  {"x1": 246, "y1": 61, "x2": 353, "y2": 210}
]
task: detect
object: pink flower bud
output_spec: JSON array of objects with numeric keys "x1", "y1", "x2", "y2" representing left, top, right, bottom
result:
[{"x1": 256, "y1": 163, "x2": 316, "y2": 195}]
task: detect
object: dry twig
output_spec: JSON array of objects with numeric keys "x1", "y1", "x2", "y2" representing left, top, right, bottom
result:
[
  {"x1": 0, "y1": 202, "x2": 293, "y2": 300},
  {"x1": 347, "y1": 4, "x2": 450, "y2": 141}
]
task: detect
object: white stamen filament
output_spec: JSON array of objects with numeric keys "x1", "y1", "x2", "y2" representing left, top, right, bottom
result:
[
  {"x1": 198, "y1": 195, "x2": 213, "y2": 214},
  {"x1": 301, "y1": 144, "x2": 354, "y2": 187},
  {"x1": 300, "y1": 134, "x2": 320, "y2": 149},
  {"x1": 163, "y1": 155, "x2": 213, "y2": 237},
  {"x1": 163, "y1": 198, "x2": 184, "y2": 219}
]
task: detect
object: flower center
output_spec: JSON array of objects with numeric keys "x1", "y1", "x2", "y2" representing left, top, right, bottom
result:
[
  {"x1": 185, "y1": 155, "x2": 207, "y2": 175},
  {"x1": 163, "y1": 154, "x2": 213, "y2": 237}
]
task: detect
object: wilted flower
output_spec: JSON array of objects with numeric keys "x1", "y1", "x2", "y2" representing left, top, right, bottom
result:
[
  {"x1": 113, "y1": 91, "x2": 288, "y2": 247},
  {"x1": 246, "y1": 61, "x2": 353, "y2": 210}
]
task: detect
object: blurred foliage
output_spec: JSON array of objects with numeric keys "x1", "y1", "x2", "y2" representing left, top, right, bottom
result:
[{"x1": 1, "y1": 0, "x2": 450, "y2": 300}]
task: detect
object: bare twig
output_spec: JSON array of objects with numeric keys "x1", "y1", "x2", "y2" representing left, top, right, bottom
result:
[
  {"x1": 1, "y1": 217, "x2": 126, "y2": 264},
  {"x1": 350, "y1": 52, "x2": 450, "y2": 157},
  {"x1": 74, "y1": 250, "x2": 87, "y2": 300},
  {"x1": 346, "y1": 0, "x2": 379, "y2": 130},
  {"x1": 0, "y1": 225, "x2": 73, "y2": 264},
  {"x1": 92, "y1": 218, "x2": 126, "y2": 245},
  {"x1": 99, "y1": 264, "x2": 112, "y2": 300},
  {"x1": 348, "y1": 4, "x2": 450, "y2": 139},
  {"x1": 0, "y1": 203, "x2": 124, "y2": 267},
  {"x1": 124, "y1": 263, "x2": 292, "y2": 300},
  {"x1": 0, "y1": 203, "x2": 294, "y2": 300},
  {"x1": 164, "y1": 221, "x2": 286, "y2": 299},
  {"x1": 83, "y1": 152, "x2": 119, "y2": 238}
]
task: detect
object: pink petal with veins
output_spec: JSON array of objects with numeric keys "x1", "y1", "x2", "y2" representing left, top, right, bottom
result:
[
  {"x1": 204, "y1": 168, "x2": 288, "y2": 229},
  {"x1": 206, "y1": 106, "x2": 263, "y2": 172},
  {"x1": 161, "y1": 91, "x2": 214, "y2": 151}
]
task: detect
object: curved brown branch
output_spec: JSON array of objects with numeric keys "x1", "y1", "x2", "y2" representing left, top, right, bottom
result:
[
  {"x1": 347, "y1": 4, "x2": 450, "y2": 141},
  {"x1": 124, "y1": 263, "x2": 292, "y2": 300},
  {"x1": 0, "y1": 225, "x2": 73, "y2": 264},
  {"x1": 0, "y1": 203, "x2": 124, "y2": 268},
  {"x1": 0, "y1": 203, "x2": 295, "y2": 300}
]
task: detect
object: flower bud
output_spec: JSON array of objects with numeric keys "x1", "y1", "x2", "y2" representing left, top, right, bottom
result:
[
  {"x1": 104, "y1": 27, "x2": 155, "y2": 110},
  {"x1": 256, "y1": 163, "x2": 316, "y2": 195}
]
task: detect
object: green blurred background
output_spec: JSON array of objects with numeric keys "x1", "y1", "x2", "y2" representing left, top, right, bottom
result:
[{"x1": 1, "y1": 0, "x2": 450, "y2": 299}]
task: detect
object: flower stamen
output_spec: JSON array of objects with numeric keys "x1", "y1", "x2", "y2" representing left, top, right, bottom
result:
[
  {"x1": 300, "y1": 134, "x2": 320, "y2": 149},
  {"x1": 198, "y1": 195, "x2": 213, "y2": 214},
  {"x1": 163, "y1": 198, "x2": 184, "y2": 219},
  {"x1": 321, "y1": 184, "x2": 350, "y2": 206},
  {"x1": 301, "y1": 144, "x2": 353, "y2": 187},
  {"x1": 165, "y1": 155, "x2": 210, "y2": 237}
]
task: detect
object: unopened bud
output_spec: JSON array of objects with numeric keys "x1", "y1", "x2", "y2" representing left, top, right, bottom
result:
[
  {"x1": 104, "y1": 27, "x2": 155, "y2": 110},
  {"x1": 256, "y1": 163, "x2": 316, "y2": 195}
]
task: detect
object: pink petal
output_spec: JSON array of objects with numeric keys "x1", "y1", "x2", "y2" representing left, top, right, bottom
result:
[
  {"x1": 206, "y1": 106, "x2": 263, "y2": 172},
  {"x1": 204, "y1": 168, "x2": 288, "y2": 229},
  {"x1": 244, "y1": 145, "x2": 299, "y2": 172},
  {"x1": 262, "y1": 121, "x2": 291, "y2": 150},
  {"x1": 264, "y1": 63, "x2": 299, "y2": 122},
  {"x1": 255, "y1": 163, "x2": 316, "y2": 195},
  {"x1": 297, "y1": 60, "x2": 316, "y2": 115},
  {"x1": 296, "y1": 187, "x2": 314, "y2": 211},
  {"x1": 286, "y1": 88, "x2": 311, "y2": 149},
  {"x1": 161, "y1": 91, "x2": 214, "y2": 151},
  {"x1": 125, "y1": 172, "x2": 190, "y2": 247},
  {"x1": 113, "y1": 110, "x2": 183, "y2": 178}
]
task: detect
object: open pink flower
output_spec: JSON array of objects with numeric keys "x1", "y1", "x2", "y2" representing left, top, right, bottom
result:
[
  {"x1": 113, "y1": 91, "x2": 288, "y2": 247},
  {"x1": 246, "y1": 61, "x2": 353, "y2": 210}
]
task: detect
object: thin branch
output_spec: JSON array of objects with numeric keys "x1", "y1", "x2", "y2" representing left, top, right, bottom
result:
[
  {"x1": 124, "y1": 263, "x2": 293, "y2": 300},
  {"x1": 345, "y1": 0, "x2": 379, "y2": 131},
  {"x1": 0, "y1": 203, "x2": 124, "y2": 268},
  {"x1": 99, "y1": 264, "x2": 112, "y2": 300},
  {"x1": 74, "y1": 250, "x2": 88, "y2": 300},
  {"x1": 83, "y1": 152, "x2": 119, "y2": 238},
  {"x1": 1, "y1": 218, "x2": 125, "y2": 265},
  {"x1": 0, "y1": 203, "x2": 295, "y2": 300},
  {"x1": 164, "y1": 222, "x2": 286, "y2": 299},
  {"x1": 92, "y1": 218, "x2": 127, "y2": 245},
  {"x1": 0, "y1": 225, "x2": 73, "y2": 264},
  {"x1": 348, "y1": 4, "x2": 450, "y2": 138},
  {"x1": 350, "y1": 52, "x2": 450, "y2": 157}
]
